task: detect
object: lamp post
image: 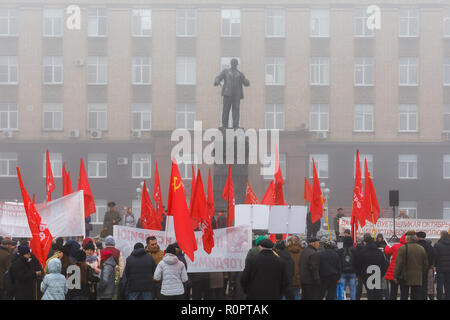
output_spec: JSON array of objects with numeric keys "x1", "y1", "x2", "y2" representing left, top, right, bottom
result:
[{"x1": 320, "y1": 182, "x2": 332, "y2": 241}]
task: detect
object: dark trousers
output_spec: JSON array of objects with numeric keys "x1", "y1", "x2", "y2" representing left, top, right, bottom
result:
[
  {"x1": 208, "y1": 288, "x2": 225, "y2": 300},
  {"x1": 192, "y1": 278, "x2": 210, "y2": 300},
  {"x1": 400, "y1": 285, "x2": 423, "y2": 300},
  {"x1": 356, "y1": 277, "x2": 363, "y2": 300},
  {"x1": 160, "y1": 294, "x2": 185, "y2": 300},
  {"x1": 320, "y1": 275, "x2": 339, "y2": 300},
  {"x1": 362, "y1": 281, "x2": 383, "y2": 300},
  {"x1": 302, "y1": 284, "x2": 321, "y2": 300},
  {"x1": 437, "y1": 272, "x2": 450, "y2": 300},
  {"x1": 389, "y1": 280, "x2": 399, "y2": 300},
  {"x1": 421, "y1": 271, "x2": 428, "y2": 300},
  {"x1": 222, "y1": 95, "x2": 240, "y2": 128}
]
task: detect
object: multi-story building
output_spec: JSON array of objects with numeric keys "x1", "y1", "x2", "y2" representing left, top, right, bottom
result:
[{"x1": 1, "y1": 0, "x2": 450, "y2": 235}]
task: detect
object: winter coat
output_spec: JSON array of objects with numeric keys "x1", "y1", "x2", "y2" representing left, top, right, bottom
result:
[
  {"x1": 434, "y1": 238, "x2": 450, "y2": 273},
  {"x1": 67, "y1": 263, "x2": 99, "y2": 299},
  {"x1": 146, "y1": 247, "x2": 164, "y2": 266},
  {"x1": 354, "y1": 242, "x2": 388, "y2": 282},
  {"x1": 9, "y1": 255, "x2": 36, "y2": 300},
  {"x1": 394, "y1": 242, "x2": 428, "y2": 286},
  {"x1": 41, "y1": 258, "x2": 68, "y2": 300},
  {"x1": 299, "y1": 245, "x2": 320, "y2": 285},
  {"x1": 287, "y1": 243, "x2": 302, "y2": 288},
  {"x1": 154, "y1": 253, "x2": 188, "y2": 296},
  {"x1": 245, "y1": 247, "x2": 259, "y2": 266},
  {"x1": 337, "y1": 239, "x2": 357, "y2": 274},
  {"x1": 101, "y1": 247, "x2": 124, "y2": 277},
  {"x1": 0, "y1": 245, "x2": 12, "y2": 289},
  {"x1": 417, "y1": 239, "x2": 434, "y2": 269},
  {"x1": 97, "y1": 256, "x2": 117, "y2": 300},
  {"x1": 124, "y1": 247, "x2": 156, "y2": 293},
  {"x1": 384, "y1": 234, "x2": 406, "y2": 281},
  {"x1": 240, "y1": 249, "x2": 291, "y2": 300},
  {"x1": 102, "y1": 210, "x2": 121, "y2": 237},
  {"x1": 318, "y1": 248, "x2": 342, "y2": 278},
  {"x1": 276, "y1": 248, "x2": 295, "y2": 283}
]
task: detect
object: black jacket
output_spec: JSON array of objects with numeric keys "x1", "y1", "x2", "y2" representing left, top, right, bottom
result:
[
  {"x1": 9, "y1": 255, "x2": 36, "y2": 300},
  {"x1": 124, "y1": 248, "x2": 156, "y2": 293},
  {"x1": 299, "y1": 245, "x2": 320, "y2": 285},
  {"x1": 337, "y1": 245, "x2": 357, "y2": 274},
  {"x1": 354, "y1": 242, "x2": 388, "y2": 281},
  {"x1": 417, "y1": 239, "x2": 434, "y2": 268},
  {"x1": 434, "y1": 238, "x2": 450, "y2": 273},
  {"x1": 240, "y1": 249, "x2": 290, "y2": 300},
  {"x1": 318, "y1": 248, "x2": 342, "y2": 278}
]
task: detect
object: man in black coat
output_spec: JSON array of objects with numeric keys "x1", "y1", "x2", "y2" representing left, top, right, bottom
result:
[
  {"x1": 306, "y1": 212, "x2": 321, "y2": 239},
  {"x1": 9, "y1": 245, "x2": 40, "y2": 300},
  {"x1": 354, "y1": 234, "x2": 388, "y2": 300},
  {"x1": 240, "y1": 239, "x2": 290, "y2": 300},
  {"x1": 300, "y1": 238, "x2": 321, "y2": 300},
  {"x1": 416, "y1": 231, "x2": 435, "y2": 300},
  {"x1": 274, "y1": 240, "x2": 295, "y2": 299},
  {"x1": 434, "y1": 231, "x2": 450, "y2": 300},
  {"x1": 318, "y1": 241, "x2": 341, "y2": 300},
  {"x1": 123, "y1": 242, "x2": 156, "y2": 300}
]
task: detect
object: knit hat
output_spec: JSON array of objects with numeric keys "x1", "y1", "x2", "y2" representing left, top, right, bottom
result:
[
  {"x1": 416, "y1": 231, "x2": 426, "y2": 239},
  {"x1": 344, "y1": 229, "x2": 351, "y2": 235},
  {"x1": 105, "y1": 236, "x2": 115, "y2": 246},
  {"x1": 307, "y1": 237, "x2": 319, "y2": 243},
  {"x1": 258, "y1": 239, "x2": 274, "y2": 249},
  {"x1": 84, "y1": 241, "x2": 95, "y2": 251},
  {"x1": 18, "y1": 245, "x2": 30, "y2": 256},
  {"x1": 54, "y1": 243, "x2": 64, "y2": 253},
  {"x1": 363, "y1": 233, "x2": 374, "y2": 243},
  {"x1": 165, "y1": 244, "x2": 176, "y2": 255},
  {"x1": 134, "y1": 242, "x2": 144, "y2": 250},
  {"x1": 82, "y1": 237, "x2": 93, "y2": 248},
  {"x1": 75, "y1": 250, "x2": 86, "y2": 262},
  {"x1": 101, "y1": 250, "x2": 113, "y2": 262},
  {"x1": 255, "y1": 235, "x2": 265, "y2": 246}
]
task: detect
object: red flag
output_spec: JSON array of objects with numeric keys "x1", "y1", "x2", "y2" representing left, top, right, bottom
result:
[
  {"x1": 352, "y1": 150, "x2": 365, "y2": 228},
  {"x1": 166, "y1": 159, "x2": 197, "y2": 261},
  {"x1": 207, "y1": 169, "x2": 214, "y2": 219},
  {"x1": 62, "y1": 163, "x2": 73, "y2": 197},
  {"x1": 304, "y1": 178, "x2": 313, "y2": 203},
  {"x1": 222, "y1": 165, "x2": 235, "y2": 228},
  {"x1": 245, "y1": 180, "x2": 259, "y2": 204},
  {"x1": 141, "y1": 181, "x2": 161, "y2": 230},
  {"x1": 45, "y1": 150, "x2": 55, "y2": 202},
  {"x1": 350, "y1": 213, "x2": 358, "y2": 248},
  {"x1": 77, "y1": 159, "x2": 96, "y2": 218},
  {"x1": 153, "y1": 162, "x2": 164, "y2": 224},
  {"x1": 189, "y1": 165, "x2": 199, "y2": 229},
  {"x1": 363, "y1": 158, "x2": 380, "y2": 225},
  {"x1": 274, "y1": 145, "x2": 286, "y2": 205},
  {"x1": 261, "y1": 180, "x2": 276, "y2": 205},
  {"x1": 16, "y1": 167, "x2": 53, "y2": 267},
  {"x1": 310, "y1": 158, "x2": 323, "y2": 224}
]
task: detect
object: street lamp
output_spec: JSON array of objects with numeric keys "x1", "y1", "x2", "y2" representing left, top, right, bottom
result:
[{"x1": 320, "y1": 182, "x2": 332, "y2": 241}]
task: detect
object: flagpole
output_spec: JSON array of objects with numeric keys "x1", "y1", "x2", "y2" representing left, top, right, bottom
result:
[
  {"x1": 370, "y1": 195, "x2": 376, "y2": 239},
  {"x1": 322, "y1": 197, "x2": 332, "y2": 241}
]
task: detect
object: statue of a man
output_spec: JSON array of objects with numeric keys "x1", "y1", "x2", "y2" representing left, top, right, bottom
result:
[{"x1": 214, "y1": 58, "x2": 250, "y2": 129}]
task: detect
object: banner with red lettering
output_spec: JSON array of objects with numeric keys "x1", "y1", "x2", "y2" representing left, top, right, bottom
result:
[
  {"x1": 339, "y1": 217, "x2": 450, "y2": 239},
  {"x1": 114, "y1": 224, "x2": 252, "y2": 272}
]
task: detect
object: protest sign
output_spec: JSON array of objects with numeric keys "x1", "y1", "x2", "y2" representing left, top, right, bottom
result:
[
  {"x1": 235, "y1": 205, "x2": 269, "y2": 229},
  {"x1": 268, "y1": 205, "x2": 307, "y2": 234}
]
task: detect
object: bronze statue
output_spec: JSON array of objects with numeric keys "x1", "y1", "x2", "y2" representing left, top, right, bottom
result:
[{"x1": 214, "y1": 58, "x2": 250, "y2": 129}]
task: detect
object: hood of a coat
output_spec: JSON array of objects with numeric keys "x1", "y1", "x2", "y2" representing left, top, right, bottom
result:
[
  {"x1": 163, "y1": 253, "x2": 179, "y2": 265},
  {"x1": 48, "y1": 258, "x2": 62, "y2": 274},
  {"x1": 131, "y1": 248, "x2": 147, "y2": 257},
  {"x1": 105, "y1": 256, "x2": 116, "y2": 267}
]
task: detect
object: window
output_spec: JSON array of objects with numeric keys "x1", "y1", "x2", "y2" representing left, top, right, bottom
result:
[
  {"x1": 221, "y1": 9, "x2": 240, "y2": 36},
  {"x1": 0, "y1": 8, "x2": 18, "y2": 36},
  {"x1": 399, "y1": 58, "x2": 418, "y2": 86},
  {"x1": 91, "y1": 200, "x2": 106, "y2": 225},
  {"x1": 445, "y1": 9, "x2": 450, "y2": 38},
  {"x1": 88, "y1": 8, "x2": 107, "y2": 37},
  {"x1": 444, "y1": 105, "x2": 450, "y2": 132},
  {"x1": 132, "y1": 9, "x2": 152, "y2": 36},
  {"x1": 399, "y1": 154, "x2": 417, "y2": 179},
  {"x1": 444, "y1": 202, "x2": 450, "y2": 220},
  {"x1": 176, "y1": 103, "x2": 195, "y2": 130},
  {"x1": 399, "y1": 104, "x2": 418, "y2": 132},
  {"x1": 42, "y1": 152, "x2": 62, "y2": 178},
  {"x1": 444, "y1": 155, "x2": 450, "y2": 179},
  {"x1": 0, "y1": 56, "x2": 18, "y2": 84},
  {"x1": 132, "y1": 154, "x2": 151, "y2": 179},
  {"x1": 310, "y1": 9, "x2": 330, "y2": 37},
  {"x1": 132, "y1": 57, "x2": 151, "y2": 84},
  {"x1": 0, "y1": 152, "x2": 17, "y2": 177},
  {"x1": 399, "y1": 8, "x2": 419, "y2": 37},
  {"x1": 0, "y1": 103, "x2": 18, "y2": 131},
  {"x1": 444, "y1": 58, "x2": 450, "y2": 86},
  {"x1": 354, "y1": 154, "x2": 373, "y2": 178},
  {"x1": 266, "y1": 8, "x2": 285, "y2": 37},
  {"x1": 176, "y1": 57, "x2": 196, "y2": 84},
  {"x1": 310, "y1": 104, "x2": 329, "y2": 132},
  {"x1": 43, "y1": 8, "x2": 63, "y2": 37},
  {"x1": 354, "y1": 104, "x2": 374, "y2": 132},
  {"x1": 265, "y1": 104, "x2": 284, "y2": 130},
  {"x1": 43, "y1": 104, "x2": 63, "y2": 131},
  {"x1": 309, "y1": 154, "x2": 328, "y2": 178},
  {"x1": 399, "y1": 201, "x2": 417, "y2": 219},
  {"x1": 132, "y1": 103, "x2": 151, "y2": 131},
  {"x1": 354, "y1": 7, "x2": 374, "y2": 37},
  {"x1": 177, "y1": 154, "x2": 198, "y2": 180},
  {"x1": 265, "y1": 57, "x2": 285, "y2": 85},
  {"x1": 310, "y1": 57, "x2": 329, "y2": 85},
  {"x1": 263, "y1": 153, "x2": 287, "y2": 180},
  {"x1": 43, "y1": 56, "x2": 63, "y2": 84},
  {"x1": 88, "y1": 56, "x2": 107, "y2": 84},
  {"x1": 221, "y1": 57, "x2": 240, "y2": 71},
  {"x1": 176, "y1": 9, "x2": 196, "y2": 37},
  {"x1": 354, "y1": 57, "x2": 374, "y2": 86},
  {"x1": 88, "y1": 153, "x2": 107, "y2": 178},
  {"x1": 132, "y1": 199, "x2": 141, "y2": 221},
  {"x1": 88, "y1": 104, "x2": 107, "y2": 131}
]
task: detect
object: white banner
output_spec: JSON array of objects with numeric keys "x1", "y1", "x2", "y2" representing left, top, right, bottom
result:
[
  {"x1": 113, "y1": 224, "x2": 252, "y2": 272},
  {"x1": 339, "y1": 217, "x2": 450, "y2": 239},
  {"x1": 0, "y1": 191, "x2": 85, "y2": 238}
]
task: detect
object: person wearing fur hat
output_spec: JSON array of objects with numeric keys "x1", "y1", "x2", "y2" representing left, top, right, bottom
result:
[
  {"x1": 286, "y1": 236, "x2": 303, "y2": 300},
  {"x1": 9, "y1": 245, "x2": 40, "y2": 300},
  {"x1": 318, "y1": 240, "x2": 341, "y2": 300},
  {"x1": 97, "y1": 250, "x2": 117, "y2": 300},
  {"x1": 300, "y1": 238, "x2": 321, "y2": 300},
  {"x1": 40, "y1": 258, "x2": 67, "y2": 300}
]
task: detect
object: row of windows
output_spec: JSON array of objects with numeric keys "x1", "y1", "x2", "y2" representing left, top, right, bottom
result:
[
  {"x1": 1, "y1": 8, "x2": 449, "y2": 38},
  {"x1": 1, "y1": 102, "x2": 450, "y2": 132},
  {"x1": 2, "y1": 55, "x2": 448, "y2": 87}
]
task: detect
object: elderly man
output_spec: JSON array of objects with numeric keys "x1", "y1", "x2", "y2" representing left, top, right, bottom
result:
[{"x1": 300, "y1": 238, "x2": 321, "y2": 300}]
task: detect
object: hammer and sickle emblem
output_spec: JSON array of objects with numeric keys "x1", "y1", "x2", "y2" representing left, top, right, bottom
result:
[{"x1": 173, "y1": 177, "x2": 182, "y2": 191}]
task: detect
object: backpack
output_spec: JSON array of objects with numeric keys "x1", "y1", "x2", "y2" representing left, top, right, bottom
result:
[{"x1": 342, "y1": 247, "x2": 354, "y2": 273}]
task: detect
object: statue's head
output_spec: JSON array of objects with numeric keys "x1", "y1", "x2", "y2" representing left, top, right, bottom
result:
[{"x1": 230, "y1": 58, "x2": 239, "y2": 68}]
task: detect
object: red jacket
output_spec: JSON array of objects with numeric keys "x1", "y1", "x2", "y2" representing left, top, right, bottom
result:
[{"x1": 384, "y1": 234, "x2": 406, "y2": 281}]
